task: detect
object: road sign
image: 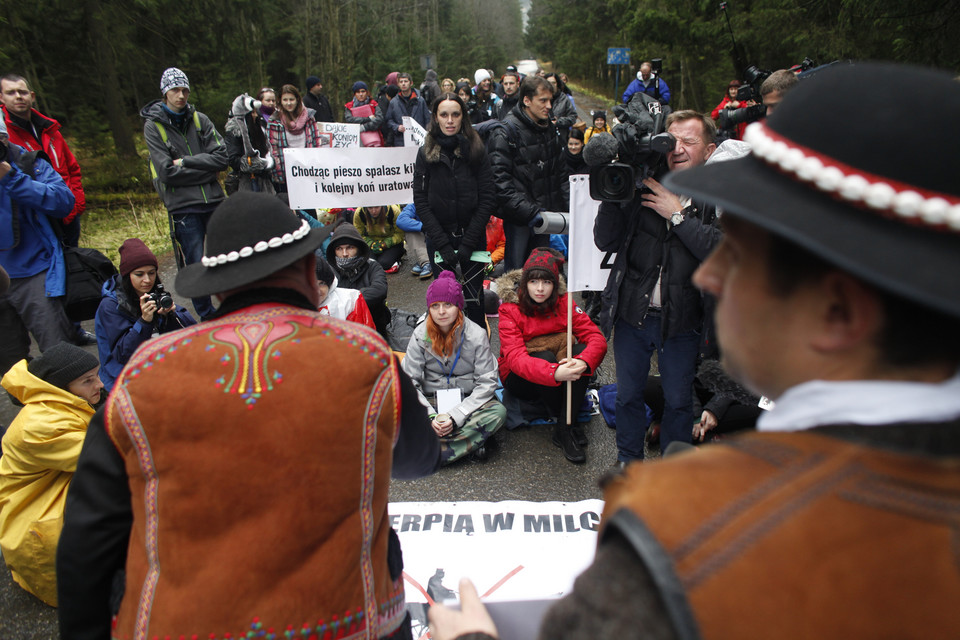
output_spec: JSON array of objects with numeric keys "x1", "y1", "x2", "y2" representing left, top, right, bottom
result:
[
  {"x1": 607, "y1": 48, "x2": 630, "y2": 65},
  {"x1": 420, "y1": 54, "x2": 437, "y2": 70}
]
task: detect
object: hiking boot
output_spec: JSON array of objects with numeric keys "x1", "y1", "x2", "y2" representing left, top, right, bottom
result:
[
  {"x1": 553, "y1": 425, "x2": 585, "y2": 463},
  {"x1": 572, "y1": 424, "x2": 588, "y2": 448}
]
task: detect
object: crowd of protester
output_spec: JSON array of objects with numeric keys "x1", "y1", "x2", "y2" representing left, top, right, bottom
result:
[{"x1": 4, "y1": 58, "x2": 941, "y2": 640}]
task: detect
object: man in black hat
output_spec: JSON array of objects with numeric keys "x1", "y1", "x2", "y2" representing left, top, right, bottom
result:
[
  {"x1": 428, "y1": 62, "x2": 960, "y2": 639},
  {"x1": 303, "y1": 75, "x2": 335, "y2": 123},
  {"x1": 58, "y1": 192, "x2": 439, "y2": 639}
]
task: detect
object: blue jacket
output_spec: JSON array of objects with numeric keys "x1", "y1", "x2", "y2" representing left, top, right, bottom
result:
[
  {"x1": 385, "y1": 90, "x2": 430, "y2": 146},
  {"x1": 94, "y1": 274, "x2": 197, "y2": 391},
  {"x1": 397, "y1": 203, "x2": 423, "y2": 232},
  {"x1": 0, "y1": 144, "x2": 75, "y2": 296},
  {"x1": 622, "y1": 76, "x2": 671, "y2": 105}
]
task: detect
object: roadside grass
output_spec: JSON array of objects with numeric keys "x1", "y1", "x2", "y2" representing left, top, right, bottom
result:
[{"x1": 79, "y1": 198, "x2": 172, "y2": 265}]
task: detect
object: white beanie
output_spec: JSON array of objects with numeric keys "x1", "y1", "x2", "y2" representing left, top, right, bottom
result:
[
  {"x1": 474, "y1": 69, "x2": 491, "y2": 85},
  {"x1": 160, "y1": 67, "x2": 190, "y2": 95}
]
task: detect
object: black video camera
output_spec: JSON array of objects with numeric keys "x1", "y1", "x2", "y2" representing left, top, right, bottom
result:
[
  {"x1": 586, "y1": 93, "x2": 675, "y2": 202},
  {"x1": 147, "y1": 283, "x2": 174, "y2": 310}
]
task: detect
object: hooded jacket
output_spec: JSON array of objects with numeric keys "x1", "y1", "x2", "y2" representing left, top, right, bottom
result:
[
  {"x1": 140, "y1": 100, "x2": 228, "y2": 213},
  {"x1": 494, "y1": 269, "x2": 607, "y2": 386},
  {"x1": 488, "y1": 105, "x2": 569, "y2": 226},
  {"x1": 413, "y1": 132, "x2": 495, "y2": 260},
  {"x1": 354, "y1": 204, "x2": 405, "y2": 255},
  {"x1": 401, "y1": 314, "x2": 499, "y2": 428},
  {"x1": 3, "y1": 106, "x2": 85, "y2": 224},
  {"x1": 94, "y1": 273, "x2": 197, "y2": 391},
  {"x1": 0, "y1": 359, "x2": 95, "y2": 606},
  {"x1": 326, "y1": 222, "x2": 388, "y2": 324}
]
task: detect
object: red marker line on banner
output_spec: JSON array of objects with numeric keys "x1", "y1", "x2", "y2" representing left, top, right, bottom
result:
[{"x1": 481, "y1": 564, "x2": 525, "y2": 598}]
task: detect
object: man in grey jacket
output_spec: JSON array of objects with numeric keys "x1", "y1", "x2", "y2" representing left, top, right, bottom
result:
[{"x1": 141, "y1": 67, "x2": 228, "y2": 320}]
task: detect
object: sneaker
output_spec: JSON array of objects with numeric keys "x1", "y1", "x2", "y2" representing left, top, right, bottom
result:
[
  {"x1": 418, "y1": 263, "x2": 433, "y2": 280},
  {"x1": 553, "y1": 425, "x2": 586, "y2": 463},
  {"x1": 411, "y1": 263, "x2": 423, "y2": 276},
  {"x1": 385, "y1": 262, "x2": 400, "y2": 274}
]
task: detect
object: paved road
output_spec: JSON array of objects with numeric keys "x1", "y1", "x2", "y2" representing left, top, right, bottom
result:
[{"x1": 0, "y1": 88, "x2": 627, "y2": 638}]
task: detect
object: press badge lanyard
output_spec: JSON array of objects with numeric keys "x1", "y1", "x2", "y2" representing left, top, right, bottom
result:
[{"x1": 434, "y1": 338, "x2": 464, "y2": 385}]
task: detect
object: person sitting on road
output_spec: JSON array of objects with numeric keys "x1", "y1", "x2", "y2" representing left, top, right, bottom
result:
[
  {"x1": 315, "y1": 252, "x2": 375, "y2": 330},
  {"x1": 495, "y1": 248, "x2": 607, "y2": 464},
  {"x1": 402, "y1": 271, "x2": 505, "y2": 464},
  {"x1": 0, "y1": 342, "x2": 102, "y2": 606},
  {"x1": 354, "y1": 204, "x2": 406, "y2": 273},
  {"x1": 326, "y1": 221, "x2": 390, "y2": 337},
  {"x1": 94, "y1": 239, "x2": 196, "y2": 392}
]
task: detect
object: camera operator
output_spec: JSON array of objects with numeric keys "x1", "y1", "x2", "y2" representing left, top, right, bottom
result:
[
  {"x1": 595, "y1": 110, "x2": 721, "y2": 464},
  {"x1": 719, "y1": 68, "x2": 799, "y2": 130}
]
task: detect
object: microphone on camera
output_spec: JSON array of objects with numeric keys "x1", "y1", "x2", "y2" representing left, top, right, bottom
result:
[{"x1": 583, "y1": 133, "x2": 620, "y2": 167}]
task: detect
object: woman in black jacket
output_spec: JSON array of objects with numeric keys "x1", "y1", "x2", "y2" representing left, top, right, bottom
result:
[{"x1": 413, "y1": 92, "x2": 496, "y2": 327}]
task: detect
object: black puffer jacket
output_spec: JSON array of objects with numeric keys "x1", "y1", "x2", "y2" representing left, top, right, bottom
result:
[
  {"x1": 488, "y1": 105, "x2": 569, "y2": 226},
  {"x1": 413, "y1": 132, "x2": 495, "y2": 264},
  {"x1": 594, "y1": 193, "x2": 720, "y2": 338}
]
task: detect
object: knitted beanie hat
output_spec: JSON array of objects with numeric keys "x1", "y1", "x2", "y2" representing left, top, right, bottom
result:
[
  {"x1": 28, "y1": 342, "x2": 100, "y2": 391},
  {"x1": 160, "y1": 67, "x2": 190, "y2": 95},
  {"x1": 426, "y1": 271, "x2": 464, "y2": 309},
  {"x1": 306, "y1": 76, "x2": 322, "y2": 90},
  {"x1": 118, "y1": 238, "x2": 158, "y2": 277},
  {"x1": 314, "y1": 251, "x2": 336, "y2": 286},
  {"x1": 474, "y1": 69, "x2": 491, "y2": 85},
  {"x1": 352, "y1": 81, "x2": 369, "y2": 94},
  {"x1": 522, "y1": 247, "x2": 565, "y2": 284}
]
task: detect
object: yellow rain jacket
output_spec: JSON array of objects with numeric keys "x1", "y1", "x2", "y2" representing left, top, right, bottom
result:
[{"x1": 0, "y1": 359, "x2": 94, "y2": 606}]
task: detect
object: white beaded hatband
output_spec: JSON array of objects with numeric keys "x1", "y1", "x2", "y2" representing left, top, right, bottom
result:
[
  {"x1": 744, "y1": 122, "x2": 960, "y2": 231},
  {"x1": 200, "y1": 219, "x2": 312, "y2": 268}
]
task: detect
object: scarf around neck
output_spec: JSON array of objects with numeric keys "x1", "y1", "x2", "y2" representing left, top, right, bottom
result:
[{"x1": 281, "y1": 108, "x2": 310, "y2": 135}]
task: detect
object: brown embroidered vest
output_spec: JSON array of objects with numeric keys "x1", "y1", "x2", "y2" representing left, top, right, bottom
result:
[
  {"x1": 602, "y1": 429, "x2": 960, "y2": 639},
  {"x1": 106, "y1": 304, "x2": 406, "y2": 640}
]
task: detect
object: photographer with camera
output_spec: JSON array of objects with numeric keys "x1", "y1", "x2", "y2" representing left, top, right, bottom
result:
[
  {"x1": 94, "y1": 238, "x2": 196, "y2": 392},
  {"x1": 595, "y1": 110, "x2": 721, "y2": 463},
  {"x1": 718, "y1": 68, "x2": 799, "y2": 132}
]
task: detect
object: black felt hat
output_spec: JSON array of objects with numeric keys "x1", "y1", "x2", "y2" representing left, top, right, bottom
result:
[
  {"x1": 176, "y1": 192, "x2": 325, "y2": 298},
  {"x1": 665, "y1": 62, "x2": 960, "y2": 318}
]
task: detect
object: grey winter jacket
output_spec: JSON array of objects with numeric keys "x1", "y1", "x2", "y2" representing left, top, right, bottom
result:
[
  {"x1": 401, "y1": 316, "x2": 499, "y2": 428},
  {"x1": 140, "y1": 100, "x2": 228, "y2": 213}
]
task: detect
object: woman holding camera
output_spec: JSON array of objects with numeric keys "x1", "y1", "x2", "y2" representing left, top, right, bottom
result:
[
  {"x1": 94, "y1": 239, "x2": 196, "y2": 392},
  {"x1": 402, "y1": 271, "x2": 506, "y2": 464},
  {"x1": 413, "y1": 91, "x2": 495, "y2": 327}
]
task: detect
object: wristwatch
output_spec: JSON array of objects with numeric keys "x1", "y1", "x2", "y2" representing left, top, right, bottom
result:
[{"x1": 670, "y1": 210, "x2": 685, "y2": 226}]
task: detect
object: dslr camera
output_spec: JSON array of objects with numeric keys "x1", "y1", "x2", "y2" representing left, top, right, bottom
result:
[
  {"x1": 585, "y1": 93, "x2": 675, "y2": 202},
  {"x1": 147, "y1": 283, "x2": 174, "y2": 310}
]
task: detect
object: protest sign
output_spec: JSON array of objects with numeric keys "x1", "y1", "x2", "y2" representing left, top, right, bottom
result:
[
  {"x1": 317, "y1": 121, "x2": 361, "y2": 148},
  {"x1": 392, "y1": 499, "x2": 602, "y2": 638},
  {"x1": 284, "y1": 146, "x2": 419, "y2": 209},
  {"x1": 403, "y1": 116, "x2": 427, "y2": 147},
  {"x1": 568, "y1": 174, "x2": 614, "y2": 292}
]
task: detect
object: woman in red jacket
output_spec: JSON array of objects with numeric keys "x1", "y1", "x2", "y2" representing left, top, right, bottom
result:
[{"x1": 495, "y1": 248, "x2": 607, "y2": 463}]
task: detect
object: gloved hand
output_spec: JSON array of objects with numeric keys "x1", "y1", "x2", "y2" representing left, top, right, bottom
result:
[
  {"x1": 440, "y1": 247, "x2": 459, "y2": 271},
  {"x1": 528, "y1": 213, "x2": 544, "y2": 229}
]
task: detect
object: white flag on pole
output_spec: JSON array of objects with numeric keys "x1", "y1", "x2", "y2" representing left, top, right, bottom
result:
[{"x1": 567, "y1": 175, "x2": 614, "y2": 293}]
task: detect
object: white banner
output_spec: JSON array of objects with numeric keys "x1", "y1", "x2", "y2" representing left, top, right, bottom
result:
[
  {"x1": 568, "y1": 175, "x2": 614, "y2": 292},
  {"x1": 316, "y1": 121, "x2": 361, "y2": 148},
  {"x1": 392, "y1": 500, "x2": 602, "y2": 639},
  {"x1": 402, "y1": 116, "x2": 427, "y2": 148},
  {"x1": 283, "y1": 146, "x2": 419, "y2": 209}
]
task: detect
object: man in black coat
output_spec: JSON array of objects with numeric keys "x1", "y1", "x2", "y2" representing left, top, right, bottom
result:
[
  {"x1": 595, "y1": 110, "x2": 721, "y2": 462},
  {"x1": 303, "y1": 75, "x2": 335, "y2": 123},
  {"x1": 487, "y1": 75, "x2": 568, "y2": 271}
]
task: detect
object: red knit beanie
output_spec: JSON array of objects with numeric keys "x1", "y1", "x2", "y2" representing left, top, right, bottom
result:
[
  {"x1": 522, "y1": 247, "x2": 565, "y2": 284},
  {"x1": 118, "y1": 238, "x2": 159, "y2": 277}
]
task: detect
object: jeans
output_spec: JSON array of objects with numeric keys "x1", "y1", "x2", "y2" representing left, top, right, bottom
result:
[
  {"x1": 503, "y1": 223, "x2": 550, "y2": 272},
  {"x1": 613, "y1": 315, "x2": 699, "y2": 460},
  {"x1": 172, "y1": 210, "x2": 216, "y2": 319}
]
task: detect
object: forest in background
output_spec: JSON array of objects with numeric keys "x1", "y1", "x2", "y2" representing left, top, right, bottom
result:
[
  {"x1": 0, "y1": 0, "x2": 525, "y2": 192},
  {"x1": 528, "y1": 0, "x2": 960, "y2": 112},
  {"x1": 1, "y1": 0, "x2": 957, "y2": 196}
]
